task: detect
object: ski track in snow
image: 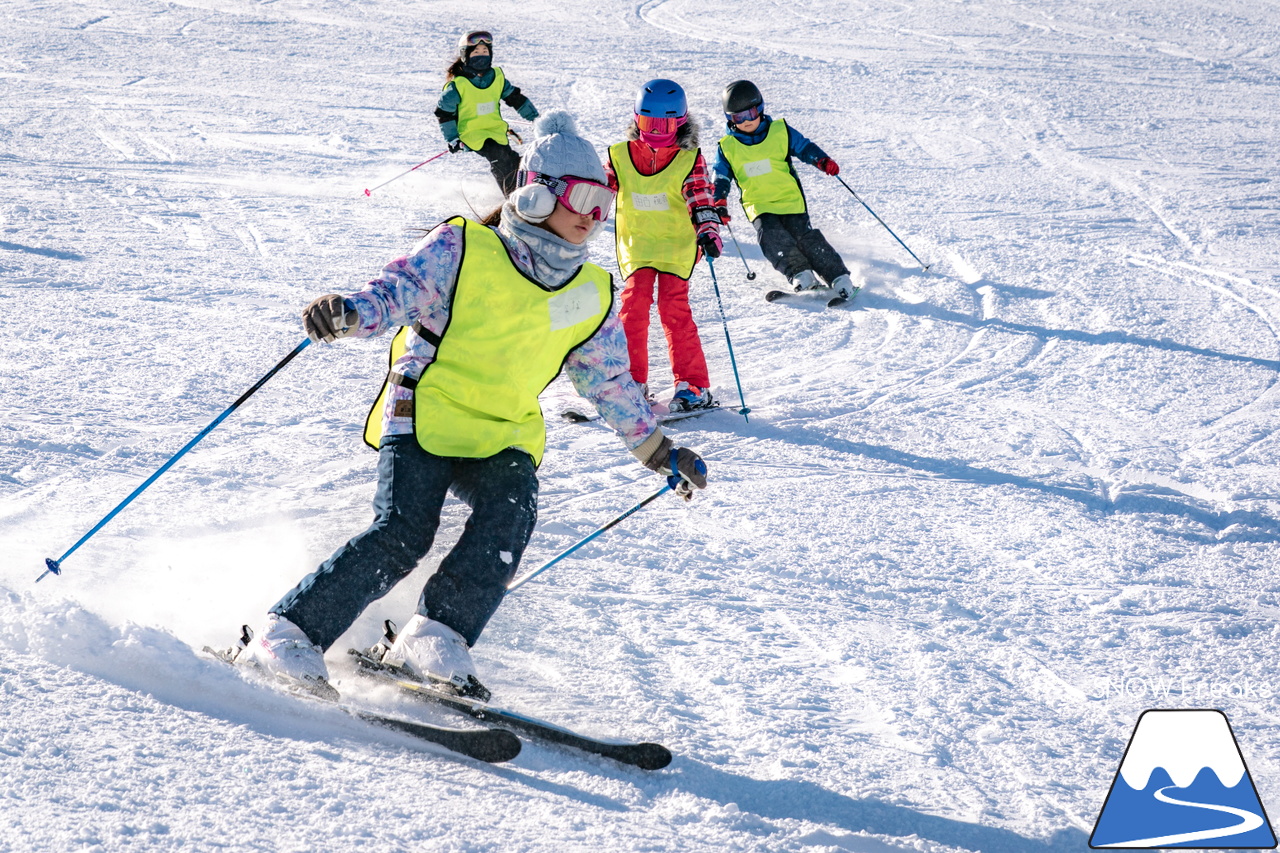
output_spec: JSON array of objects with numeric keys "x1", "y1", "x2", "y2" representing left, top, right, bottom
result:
[{"x1": 4, "y1": 0, "x2": 1280, "y2": 850}]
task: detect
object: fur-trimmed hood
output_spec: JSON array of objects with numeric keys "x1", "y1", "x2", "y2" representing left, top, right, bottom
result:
[{"x1": 624, "y1": 113, "x2": 701, "y2": 150}]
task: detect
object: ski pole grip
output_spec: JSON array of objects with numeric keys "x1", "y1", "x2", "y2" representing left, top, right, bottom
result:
[{"x1": 666, "y1": 448, "x2": 682, "y2": 490}]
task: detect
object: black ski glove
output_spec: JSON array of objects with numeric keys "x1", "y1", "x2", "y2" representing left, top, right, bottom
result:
[
  {"x1": 698, "y1": 230, "x2": 722, "y2": 259},
  {"x1": 638, "y1": 433, "x2": 708, "y2": 501},
  {"x1": 447, "y1": 138, "x2": 467, "y2": 154},
  {"x1": 303, "y1": 294, "x2": 358, "y2": 344}
]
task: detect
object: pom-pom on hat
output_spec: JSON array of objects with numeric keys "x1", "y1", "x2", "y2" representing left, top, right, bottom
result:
[
  {"x1": 511, "y1": 111, "x2": 608, "y2": 224},
  {"x1": 519, "y1": 112, "x2": 607, "y2": 184}
]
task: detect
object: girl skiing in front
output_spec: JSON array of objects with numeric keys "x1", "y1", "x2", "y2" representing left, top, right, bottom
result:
[
  {"x1": 235, "y1": 113, "x2": 709, "y2": 701},
  {"x1": 605, "y1": 79, "x2": 722, "y2": 412},
  {"x1": 712, "y1": 80, "x2": 858, "y2": 301},
  {"x1": 436, "y1": 30, "x2": 539, "y2": 196}
]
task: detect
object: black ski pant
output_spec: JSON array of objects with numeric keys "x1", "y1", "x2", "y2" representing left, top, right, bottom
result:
[
  {"x1": 752, "y1": 211, "x2": 849, "y2": 286},
  {"x1": 475, "y1": 139, "x2": 521, "y2": 196},
  {"x1": 273, "y1": 437, "x2": 538, "y2": 649}
]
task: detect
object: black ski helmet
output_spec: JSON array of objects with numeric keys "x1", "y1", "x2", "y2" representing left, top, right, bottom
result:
[{"x1": 722, "y1": 80, "x2": 764, "y2": 117}]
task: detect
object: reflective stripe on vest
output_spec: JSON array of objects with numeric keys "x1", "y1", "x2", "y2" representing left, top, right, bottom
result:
[
  {"x1": 452, "y1": 67, "x2": 509, "y2": 150},
  {"x1": 609, "y1": 142, "x2": 698, "y2": 280},
  {"x1": 363, "y1": 217, "x2": 613, "y2": 465},
  {"x1": 717, "y1": 118, "x2": 806, "y2": 221}
]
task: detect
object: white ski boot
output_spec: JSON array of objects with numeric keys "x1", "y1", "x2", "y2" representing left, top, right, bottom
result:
[
  {"x1": 383, "y1": 615, "x2": 491, "y2": 701},
  {"x1": 235, "y1": 613, "x2": 338, "y2": 701},
  {"x1": 790, "y1": 269, "x2": 821, "y2": 291},
  {"x1": 830, "y1": 273, "x2": 860, "y2": 301}
]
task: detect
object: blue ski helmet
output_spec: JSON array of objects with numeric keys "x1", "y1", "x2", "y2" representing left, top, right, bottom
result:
[{"x1": 635, "y1": 79, "x2": 688, "y2": 119}]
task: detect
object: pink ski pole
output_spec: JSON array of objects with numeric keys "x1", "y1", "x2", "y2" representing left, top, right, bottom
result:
[{"x1": 363, "y1": 150, "x2": 448, "y2": 196}]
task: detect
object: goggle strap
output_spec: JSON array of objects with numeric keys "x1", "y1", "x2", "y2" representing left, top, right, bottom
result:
[{"x1": 519, "y1": 170, "x2": 566, "y2": 196}]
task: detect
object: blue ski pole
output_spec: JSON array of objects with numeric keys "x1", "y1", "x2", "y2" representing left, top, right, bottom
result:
[
  {"x1": 705, "y1": 256, "x2": 751, "y2": 421},
  {"x1": 37, "y1": 338, "x2": 312, "y2": 583},
  {"x1": 834, "y1": 175, "x2": 931, "y2": 271},
  {"x1": 505, "y1": 484, "x2": 673, "y2": 594},
  {"x1": 506, "y1": 451, "x2": 707, "y2": 593}
]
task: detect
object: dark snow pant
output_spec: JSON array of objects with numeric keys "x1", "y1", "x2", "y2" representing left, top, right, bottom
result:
[
  {"x1": 752, "y1": 211, "x2": 849, "y2": 286},
  {"x1": 476, "y1": 139, "x2": 521, "y2": 196},
  {"x1": 273, "y1": 437, "x2": 539, "y2": 649}
]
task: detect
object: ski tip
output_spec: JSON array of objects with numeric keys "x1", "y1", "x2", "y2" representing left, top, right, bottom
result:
[
  {"x1": 632, "y1": 742, "x2": 673, "y2": 770},
  {"x1": 479, "y1": 730, "x2": 523, "y2": 763}
]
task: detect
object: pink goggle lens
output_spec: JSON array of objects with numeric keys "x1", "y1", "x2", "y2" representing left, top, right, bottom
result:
[{"x1": 634, "y1": 114, "x2": 685, "y2": 135}]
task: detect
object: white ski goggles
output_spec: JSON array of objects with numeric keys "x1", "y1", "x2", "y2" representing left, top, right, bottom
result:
[{"x1": 518, "y1": 171, "x2": 615, "y2": 222}]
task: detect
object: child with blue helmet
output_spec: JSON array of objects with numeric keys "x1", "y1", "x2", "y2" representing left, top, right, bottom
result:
[{"x1": 604, "y1": 79, "x2": 722, "y2": 412}]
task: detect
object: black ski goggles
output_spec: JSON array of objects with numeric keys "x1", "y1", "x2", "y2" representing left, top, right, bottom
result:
[{"x1": 727, "y1": 104, "x2": 764, "y2": 125}]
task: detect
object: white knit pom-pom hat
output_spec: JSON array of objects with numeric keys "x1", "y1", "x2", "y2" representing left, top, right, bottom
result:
[
  {"x1": 511, "y1": 111, "x2": 608, "y2": 224},
  {"x1": 519, "y1": 111, "x2": 607, "y2": 183}
]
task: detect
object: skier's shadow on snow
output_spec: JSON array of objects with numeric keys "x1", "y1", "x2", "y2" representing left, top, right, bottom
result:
[
  {"x1": 720, "y1": 422, "x2": 1280, "y2": 544},
  {"x1": 859, "y1": 288, "x2": 1280, "y2": 373},
  {"x1": 686, "y1": 410, "x2": 1280, "y2": 543},
  {"x1": 667, "y1": 759, "x2": 1088, "y2": 852}
]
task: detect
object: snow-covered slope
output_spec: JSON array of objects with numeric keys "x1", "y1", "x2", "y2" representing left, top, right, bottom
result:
[{"x1": 3, "y1": 0, "x2": 1279, "y2": 850}]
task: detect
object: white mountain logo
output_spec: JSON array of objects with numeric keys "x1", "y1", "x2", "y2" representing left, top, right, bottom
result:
[{"x1": 1091, "y1": 709, "x2": 1276, "y2": 849}]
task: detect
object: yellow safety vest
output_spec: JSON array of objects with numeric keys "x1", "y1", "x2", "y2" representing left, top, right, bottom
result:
[
  {"x1": 608, "y1": 143, "x2": 698, "y2": 280},
  {"x1": 717, "y1": 118, "x2": 806, "y2": 221},
  {"x1": 452, "y1": 67, "x2": 510, "y2": 151},
  {"x1": 363, "y1": 217, "x2": 614, "y2": 465}
]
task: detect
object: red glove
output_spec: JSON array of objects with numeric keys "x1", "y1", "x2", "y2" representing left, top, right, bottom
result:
[
  {"x1": 713, "y1": 198, "x2": 731, "y2": 224},
  {"x1": 816, "y1": 157, "x2": 839, "y2": 176}
]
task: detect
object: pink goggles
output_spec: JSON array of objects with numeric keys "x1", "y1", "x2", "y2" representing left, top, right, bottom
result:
[
  {"x1": 520, "y1": 170, "x2": 616, "y2": 222},
  {"x1": 727, "y1": 104, "x2": 763, "y2": 125},
  {"x1": 634, "y1": 113, "x2": 687, "y2": 135}
]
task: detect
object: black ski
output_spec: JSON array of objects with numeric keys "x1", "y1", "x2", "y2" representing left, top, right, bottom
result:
[
  {"x1": 352, "y1": 710, "x2": 521, "y2": 763},
  {"x1": 347, "y1": 648, "x2": 673, "y2": 771},
  {"x1": 202, "y1": 639, "x2": 521, "y2": 764},
  {"x1": 765, "y1": 288, "x2": 855, "y2": 308}
]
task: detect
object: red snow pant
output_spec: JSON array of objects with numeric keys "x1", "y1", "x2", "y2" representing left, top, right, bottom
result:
[{"x1": 618, "y1": 267, "x2": 710, "y2": 391}]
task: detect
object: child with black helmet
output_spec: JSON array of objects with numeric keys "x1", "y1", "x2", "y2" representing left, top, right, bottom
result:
[
  {"x1": 436, "y1": 30, "x2": 539, "y2": 196},
  {"x1": 712, "y1": 80, "x2": 857, "y2": 301}
]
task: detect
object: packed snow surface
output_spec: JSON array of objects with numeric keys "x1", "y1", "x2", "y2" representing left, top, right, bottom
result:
[{"x1": 3, "y1": 0, "x2": 1279, "y2": 850}]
